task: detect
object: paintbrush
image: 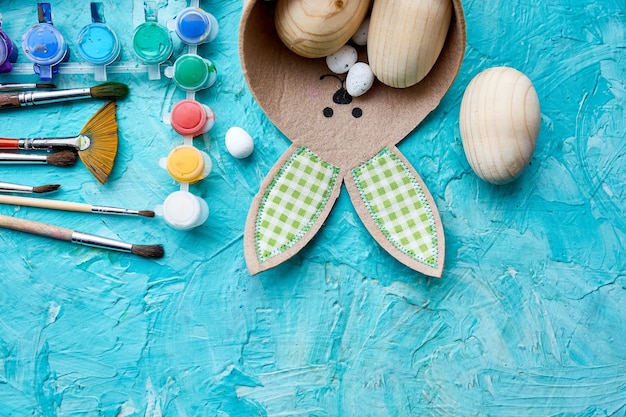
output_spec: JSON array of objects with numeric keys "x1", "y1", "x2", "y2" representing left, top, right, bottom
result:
[
  {"x1": 0, "y1": 83, "x2": 56, "y2": 91},
  {"x1": 0, "y1": 150, "x2": 78, "y2": 166},
  {"x1": 0, "y1": 101, "x2": 118, "y2": 183},
  {"x1": 0, "y1": 214, "x2": 164, "y2": 259},
  {"x1": 0, "y1": 81, "x2": 128, "y2": 109},
  {"x1": 0, "y1": 182, "x2": 60, "y2": 194},
  {"x1": 0, "y1": 194, "x2": 155, "y2": 217}
]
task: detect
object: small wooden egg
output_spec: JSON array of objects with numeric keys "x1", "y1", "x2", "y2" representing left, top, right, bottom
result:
[
  {"x1": 275, "y1": 0, "x2": 370, "y2": 58},
  {"x1": 368, "y1": 0, "x2": 452, "y2": 88},
  {"x1": 459, "y1": 66, "x2": 541, "y2": 184},
  {"x1": 225, "y1": 126, "x2": 255, "y2": 159}
]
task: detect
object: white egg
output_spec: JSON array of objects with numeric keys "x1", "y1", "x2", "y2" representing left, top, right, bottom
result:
[
  {"x1": 346, "y1": 62, "x2": 374, "y2": 97},
  {"x1": 351, "y1": 16, "x2": 370, "y2": 46},
  {"x1": 459, "y1": 66, "x2": 541, "y2": 184},
  {"x1": 326, "y1": 45, "x2": 358, "y2": 74},
  {"x1": 225, "y1": 126, "x2": 254, "y2": 159}
]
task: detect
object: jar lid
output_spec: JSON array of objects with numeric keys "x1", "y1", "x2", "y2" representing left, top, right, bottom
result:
[
  {"x1": 166, "y1": 145, "x2": 205, "y2": 183},
  {"x1": 175, "y1": 8, "x2": 211, "y2": 44},
  {"x1": 132, "y1": 22, "x2": 172, "y2": 64},
  {"x1": 173, "y1": 54, "x2": 209, "y2": 90},
  {"x1": 77, "y1": 23, "x2": 120, "y2": 65},
  {"x1": 21, "y1": 23, "x2": 68, "y2": 66},
  {"x1": 170, "y1": 99, "x2": 208, "y2": 136}
]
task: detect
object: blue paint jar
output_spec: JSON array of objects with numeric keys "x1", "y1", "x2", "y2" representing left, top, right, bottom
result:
[
  {"x1": 21, "y1": 3, "x2": 69, "y2": 81},
  {"x1": 0, "y1": 16, "x2": 18, "y2": 73},
  {"x1": 77, "y1": 3, "x2": 120, "y2": 81},
  {"x1": 174, "y1": 7, "x2": 219, "y2": 45}
]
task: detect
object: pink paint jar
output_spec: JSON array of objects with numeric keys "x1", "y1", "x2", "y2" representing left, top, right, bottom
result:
[{"x1": 170, "y1": 99, "x2": 215, "y2": 137}]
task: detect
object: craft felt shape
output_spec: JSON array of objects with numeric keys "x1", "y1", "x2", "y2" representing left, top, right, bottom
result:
[{"x1": 239, "y1": 0, "x2": 466, "y2": 277}]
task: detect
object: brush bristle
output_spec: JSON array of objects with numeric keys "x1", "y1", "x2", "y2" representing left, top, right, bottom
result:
[
  {"x1": 79, "y1": 101, "x2": 118, "y2": 184},
  {"x1": 32, "y1": 184, "x2": 61, "y2": 193},
  {"x1": 89, "y1": 82, "x2": 130, "y2": 100},
  {"x1": 138, "y1": 210, "x2": 156, "y2": 218},
  {"x1": 131, "y1": 244, "x2": 165, "y2": 259},
  {"x1": 46, "y1": 150, "x2": 78, "y2": 167}
]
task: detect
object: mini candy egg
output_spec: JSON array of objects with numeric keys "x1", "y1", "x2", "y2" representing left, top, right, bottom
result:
[
  {"x1": 326, "y1": 45, "x2": 358, "y2": 74},
  {"x1": 346, "y1": 62, "x2": 374, "y2": 97},
  {"x1": 351, "y1": 16, "x2": 370, "y2": 46},
  {"x1": 225, "y1": 126, "x2": 255, "y2": 159},
  {"x1": 459, "y1": 66, "x2": 541, "y2": 184}
]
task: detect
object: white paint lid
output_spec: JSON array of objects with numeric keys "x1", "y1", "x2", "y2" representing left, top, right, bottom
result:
[{"x1": 162, "y1": 191, "x2": 209, "y2": 229}]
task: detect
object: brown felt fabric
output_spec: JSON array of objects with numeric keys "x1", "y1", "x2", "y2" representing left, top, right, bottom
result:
[{"x1": 239, "y1": 0, "x2": 466, "y2": 276}]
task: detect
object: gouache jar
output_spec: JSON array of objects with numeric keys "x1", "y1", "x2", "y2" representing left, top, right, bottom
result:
[
  {"x1": 174, "y1": 7, "x2": 219, "y2": 45},
  {"x1": 132, "y1": 22, "x2": 172, "y2": 65},
  {"x1": 170, "y1": 99, "x2": 215, "y2": 137},
  {"x1": 77, "y1": 4, "x2": 121, "y2": 81},
  {"x1": 166, "y1": 145, "x2": 212, "y2": 184},
  {"x1": 162, "y1": 190, "x2": 209, "y2": 230},
  {"x1": 21, "y1": 4, "x2": 70, "y2": 81},
  {"x1": 171, "y1": 54, "x2": 217, "y2": 92},
  {"x1": 0, "y1": 25, "x2": 18, "y2": 73}
]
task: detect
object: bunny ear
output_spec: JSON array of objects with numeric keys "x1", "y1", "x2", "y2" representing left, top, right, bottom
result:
[
  {"x1": 244, "y1": 145, "x2": 343, "y2": 275},
  {"x1": 345, "y1": 146, "x2": 445, "y2": 277}
]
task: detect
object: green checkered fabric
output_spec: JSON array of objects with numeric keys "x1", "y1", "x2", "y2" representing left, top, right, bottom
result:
[
  {"x1": 256, "y1": 147, "x2": 340, "y2": 263},
  {"x1": 352, "y1": 148, "x2": 439, "y2": 268}
]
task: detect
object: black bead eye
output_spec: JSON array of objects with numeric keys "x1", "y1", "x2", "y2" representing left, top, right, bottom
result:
[
  {"x1": 352, "y1": 108, "x2": 363, "y2": 118},
  {"x1": 323, "y1": 107, "x2": 334, "y2": 118}
]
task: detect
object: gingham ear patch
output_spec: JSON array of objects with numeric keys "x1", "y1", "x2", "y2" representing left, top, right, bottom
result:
[
  {"x1": 351, "y1": 148, "x2": 440, "y2": 268},
  {"x1": 255, "y1": 147, "x2": 340, "y2": 263}
]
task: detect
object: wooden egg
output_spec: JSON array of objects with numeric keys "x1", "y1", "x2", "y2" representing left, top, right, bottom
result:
[
  {"x1": 367, "y1": 0, "x2": 452, "y2": 88},
  {"x1": 275, "y1": 0, "x2": 370, "y2": 58},
  {"x1": 459, "y1": 66, "x2": 541, "y2": 184}
]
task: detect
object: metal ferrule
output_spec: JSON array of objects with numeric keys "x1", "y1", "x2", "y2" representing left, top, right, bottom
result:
[
  {"x1": 18, "y1": 135, "x2": 90, "y2": 151},
  {"x1": 90, "y1": 206, "x2": 140, "y2": 216},
  {"x1": 0, "y1": 153, "x2": 47, "y2": 164},
  {"x1": 0, "y1": 181, "x2": 33, "y2": 193},
  {"x1": 18, "y1": 88, "x2": 91, "y2": 106},
  {"x1": 71, "y1": 231, "x2": 133, "y2": 253}
]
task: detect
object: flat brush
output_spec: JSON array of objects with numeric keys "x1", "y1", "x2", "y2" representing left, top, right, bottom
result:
[
  {"x1": 0, "y1": 81, "x2": 128, "y2": 109},
  {"x1": 0, "y1": 214, "x2": 164, "y2": 259},
  {"x1": 0, "y1": 150, "x2": 78, "y2": 167},
  {"x1": 0, "y1": 101, "x2": 118, "y2": 183},
  {"x1": 0, "y1": 194, "x2": 155, "y2": 217},
  {"x1": 0, "y1": 83, "x2": 56, "y2": 91},
  {"x1": 0, "y1": 182, "x2": 60, "y2": 194}
]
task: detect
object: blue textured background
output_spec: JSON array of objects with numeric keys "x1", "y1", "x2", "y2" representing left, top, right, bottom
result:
[{"x1": 0, "y1": 0, "x2": 625, "y2": 415}]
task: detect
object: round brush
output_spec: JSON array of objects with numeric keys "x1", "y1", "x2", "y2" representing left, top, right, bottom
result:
[
  {"x1": 0, "y1": 81, "x2": 129, "y2": 109},
  {"x1": 0, "y1": 150, "x2": 78, "y2": 166},
  {"x1": 0, "y1": 182, "x2": 60, "y2": 194}
]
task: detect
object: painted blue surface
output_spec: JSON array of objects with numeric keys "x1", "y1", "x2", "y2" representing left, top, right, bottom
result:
[{"x1": 0, "y1": 0, "x2": 624, "y2": 415}]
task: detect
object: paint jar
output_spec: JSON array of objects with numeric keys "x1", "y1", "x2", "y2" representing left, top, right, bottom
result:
[
  {"x1": 162, "y1": 190, "x2": 209, "y2": 230},
  {"x1": 168, "y1": 54, "x2": 217, "y2": 92},
  {"x1": 132, "y1": 1, "x2": 173, "y2": 80},
  {"x1": 21, "y1": 3, "x2": 70, "y2": 81},
  {"x1": 170, "y1": 99, "x2": 215, "y2": 137},
  {"x1": 166, "y1": 145, "x2": 212, "y2": 184},
  {"x1": 77, "y1": 3, "x2": 121, "y2": 81},
  {"x1": 0, "y1": 16, "x2": 18, "y2": 73},
  {"x1": 173, "y1": 7, "x2": 219, "y2": 45}
]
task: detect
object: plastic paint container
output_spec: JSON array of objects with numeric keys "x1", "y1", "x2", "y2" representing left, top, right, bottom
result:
[
  {"x1": 77, "y1": 3, "x2": 120, "y2": 81},
  {"x1": 170, "y1": 99, "x2": 215, "y2": 137},
  {"x1": 171, "y1": 54, "x2": 217, "y2": 92},
  {"x1": 132, "y1": 2, "x2": 172, "y2": 80},
  {"x1": 166, "y1": 145, "x2": 212, "y2": 184},
  {"x1": 174, "y1": 7, "x2": 219, "y2": 45},
  {"x1": 162, "y1": 190, "x2": 209, "y2": 230},
  {"x1": 21, "y1": 3, "x2": 69, "y2": 81},
  {"x1": 0, "y1": 18, "x2": 18, "y2": 73}
]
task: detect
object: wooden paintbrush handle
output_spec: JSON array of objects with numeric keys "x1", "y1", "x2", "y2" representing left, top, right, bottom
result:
[
  {"x1": 0, "y1": 214, "x2": 74, "y2": 242},
  {"x1": 0, "y1": 138, "x2": 19, "y2": 149},
  {"x1": 0, "y1": 195, "x2": 92, "y2": 213},
  {"x1": 0, "y1": 93, "x2": 21, "y2": 109}
]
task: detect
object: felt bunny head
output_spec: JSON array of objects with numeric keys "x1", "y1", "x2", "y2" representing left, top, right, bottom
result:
[{"x1": 239, "y1": 0, "x2": 466, "y2": 276}]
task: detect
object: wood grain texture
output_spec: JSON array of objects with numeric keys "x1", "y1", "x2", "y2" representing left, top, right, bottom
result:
[
  {"x1": 368, "y1": 0, "x2": 452, "y2": 88},
  {"x1": 459, "y1": 66, "x2": 541, "y2": 184},
  {"x1": 275, "y1": 0, "x2": 370, "y2": 58},
  {"x1": 0, "y1": 214, "x2": 74, "y2": 241}
]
